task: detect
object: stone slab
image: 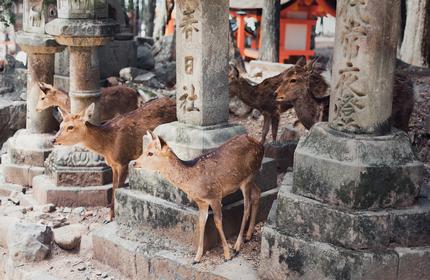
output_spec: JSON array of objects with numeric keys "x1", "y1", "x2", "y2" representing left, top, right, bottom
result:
[
  {"x1": 395, "y1": 247, "x2": 430, "y2": 280},
  {"x1": 0, "y1": 172, "x2": 25, "y2": 196},
  {"x1": 2, "y1": 158, "x2": 44, "y2": 187},
  {"x1": 115, "y1": 187, "x2": 278, "y2": 249},
  {"x1": 7, "y1": 131, "x2": 54, "y2": 166},
  {"x1": 271, "y1": 174, "x2": 430, "y2": 250},
  {"x1": 15, "y1": 32, "x2": 64, "y2": 53},
  {"x1": 128, "y1": 157, "x2": 277, "y2": 208},
  {"x1": 45, "y1": 19, "x2": 118, "y2": 41},
  {"x1": 93, "y1": 222, "x2": 257, "y2": 280},
  {"x1": 32, "y1": 175, "x2": 112, "y2": 207},
  {"x1": 293, "y1": 123, "x2": 423, "y2": 210}
]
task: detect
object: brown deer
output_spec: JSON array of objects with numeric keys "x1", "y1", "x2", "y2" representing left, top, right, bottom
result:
[
  {"x1": 134, "y1": 132, "x2": 263, "y2": 264},
  {"x1": 37, "y1": 82, "x2": 143, "y2": 123},
  {"x1": 52, "y1": 98, "x2": 177, "y2": 220},
  {"x1": 275, "y1": 59, "x2": 414, "y2": 132},
  {"x1": 229, "y1": 64, "x2": 292, "y2": 143}
]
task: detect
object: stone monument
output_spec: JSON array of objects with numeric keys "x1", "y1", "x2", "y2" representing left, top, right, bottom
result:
[
  {"x1": 259, "y1": 1, "x2": 430, "y2": 279},
  {"x1": 2, "y1": 0, "x2": 64, "y2": 187},
  {"x1": 32, "y1": 0, "x2": 118, "y2": 207}
]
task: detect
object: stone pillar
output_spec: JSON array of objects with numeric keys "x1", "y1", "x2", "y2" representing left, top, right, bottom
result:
[
  {"x1": 154, "y1": 0, "x2": 244, "y2": 160},
  {"x1": 31, "y1": 0, "x2": 118, "y2": 207},
  {"x1": 259, "y1": 1, "x2": 430, "y2": 279},
  {"x1": 2, "y1": 0, "x2": 64, "y2": 187}
]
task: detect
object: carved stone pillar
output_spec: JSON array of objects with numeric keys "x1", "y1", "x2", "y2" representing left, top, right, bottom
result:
[
  {"x1": 259, "y1": 1, "x2": 430, "y2": 278},
  {"x1": 2, "y1": 0, "x2": 64, "y2": 187},
  {"x1": 31, "y1": 0, "x2": 118, "y2": 207}
]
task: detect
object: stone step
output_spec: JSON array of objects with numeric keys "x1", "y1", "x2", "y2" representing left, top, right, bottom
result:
[
  {"x1": 32, "y1": 175, "x2": 112, "y2": 207},
  {"x1": 115, "y1": 187, "x2": 278, "y2": 249},
  {"x1": 128, "y1": 157, "x2": 277, "y2": 208},
  {"x1": 271, "y1": 174, "x2": 430, "y2": 251},
  {"x1": 93, "y1": 222, "x2": 259, "y2": 280},
  {"x1": 2, "y1": 154, "x2": 44, "y2": 187},
  {"x1": 259, "y1": 225, "x2": 430, "y2": 280}
]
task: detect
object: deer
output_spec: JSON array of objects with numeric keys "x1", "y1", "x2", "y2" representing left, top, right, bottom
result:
[
  {"x1": 228, "y1": 64, "x2": 292, "y2": 144},
  {"x1": 37, "y1": 82, "x2": 143, "y2": 123},
  {"x1": 275, "y1": 58, "x2": 414, "y2": 132},
  {"x1": 134, "y1": 132, "x2": 264, "y2": 264},
  {"x1": 52, "y1": 98, "x2": 177, "y2": 220}
]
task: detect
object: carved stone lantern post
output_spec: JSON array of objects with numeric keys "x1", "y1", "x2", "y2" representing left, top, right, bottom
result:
[
  {"x1": 31, "y1": 0, "x2": 118, "y2": 207},
  {"x1": 259, "y1": 1, "x2": 430, "y2": 278},
  {"x1": 2, "y1": 0, "x2": 64, "y2": 187}
]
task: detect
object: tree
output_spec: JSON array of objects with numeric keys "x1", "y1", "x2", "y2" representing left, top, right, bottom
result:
[
  {"x1": 0, "y1": 0, "x2": 15, "y2": 27},
  {"x1": 142, "y1": 0, "x2": 157, "y2": 37},
  {"x1": 399, "y1": 0, "x2": 430, "y2": 67},
  {"x1": 259, "y1": 0, "x2": 281, "y2": 62}
]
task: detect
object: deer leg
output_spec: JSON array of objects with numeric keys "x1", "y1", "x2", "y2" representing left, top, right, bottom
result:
[
  {"x1": 109, "y1": 166, "x2": 119, "y2": 221},
  {"x1": 211, "y1": 200, "x2": 232, "y2": 261},
  {"x1": 193, "y1": 201, "x2": 209, "y2": 264},
  {"x1": 117, "y1": 164, "x2": 129, "y2": 188},
  {"x1": 261, "y1": 113, "x2": 271, "y2": 144},
  {"x1": 271, "y1": 113, "x2": 280, "y2": 142},
  {"x1": 234, "y1": 180, "x2": 252, "y2": 253},
  {"x1": 246, "y1": 183, "x2": 261, "y2": 241}
]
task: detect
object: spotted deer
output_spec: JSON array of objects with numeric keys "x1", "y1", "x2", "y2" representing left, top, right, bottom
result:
[
  {"x1": 134, "y1": 132, "x2": 263, "y2": 263},
  {"x1": 37, "y1": 82, "x2": 143, "y2": 123},
  {"x1": 228, "y1": 64, "x2": 292, "y2": 143},
  {"x1": 52, "y1": 98, "x2": 177, "y2": 220},
  {"x1": 275, "y1": 58, "x2": 414, "y2": 131}
]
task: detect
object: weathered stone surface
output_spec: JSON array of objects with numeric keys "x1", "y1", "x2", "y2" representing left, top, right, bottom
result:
[
  {"x1": 32, "y1": 175, "x2": 112, "y2": 207},
  {"x1": 45, "y1": 19, "x2": 118, "y2": 39},
  {"x1": 0, "y1": 217, "x2": 19, "y2": 248},
  {"x1": 137, "y1": 44, "x2": 155, "y2": 70},
  {"x1": 57, "y1": 0, "x2": 108, "y2": 19},
  {"x1": 154, "y1": 122, "x2": 246, "y2": 161},
  {"x1": 115, "y1": 187, "x2": 278, "y2": 249},
  {"x1": 2, "y1": 154, "x2": 45, "y2": 187},
  {"x1": 293, "y1": 123, "x2": 423, "y2": 210},
  {"x1": 7, "y1": 130, "x2": 54, "y2": 166},
  {"x1": 119, "y1": 67, "x2": 148, "y2": 82},
  {"x1": 152, "y1": 35, "x2": 175, "y2": 64},
  {"x1": 272, "y1": 174, "x2": 430, "y2": 250},
  {"x1": 7, "y1": 223, "x2": 53, "y2": 263},
  {"x1": 153, "y1": 61, "x2": 176, "y2": 88},
  {"x1": 99, "y1": 39, "x2": 137, "y2": 78},
  {"x1": 53, "y1": 224, "x2": 87, "y2": 250},
  {"x1": 395, "y1": 247, "x2": 430, "y2": 280},
  {"x1": 259, "y1": 226, "x2": 398, "y2": 280},
  {"x1": 0, "y1": 99, "x2": 26, "y2": 148}
]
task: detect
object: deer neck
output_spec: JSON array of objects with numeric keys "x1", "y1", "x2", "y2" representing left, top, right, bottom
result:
[
  {"x1": 56, "y1": 91, "x2": 71, "y2": 113},
  {"x1": 81, "y1": 124, "x2": 114, "y2": 157},
  {"x1": 294, "y1": 91, "x2": 321, "y2": 130}
]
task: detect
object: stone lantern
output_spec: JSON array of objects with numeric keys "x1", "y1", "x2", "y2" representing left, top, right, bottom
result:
[
  {"x1": 2, "y1": 0, "x2": 64, "y2": 187},
  {"x1": 31, "y1": 0, "x2": 118, "y2": 207}
]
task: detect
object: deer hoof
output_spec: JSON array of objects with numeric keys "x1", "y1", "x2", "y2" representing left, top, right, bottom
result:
[
  {"x1": 192, "y1": 260, "x2": 200, "y2": 265},
  {"x1": 233, "y1": 250, "x2": 240, "y2": 257}
]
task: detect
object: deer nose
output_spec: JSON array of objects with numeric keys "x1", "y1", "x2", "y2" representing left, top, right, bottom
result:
[{"x1": 51, "y1": 138, "x2": 57, "y2": 145}]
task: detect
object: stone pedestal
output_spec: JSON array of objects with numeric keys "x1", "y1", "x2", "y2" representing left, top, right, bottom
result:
[
  {"x1": 2, "y1": 29, "x2": 64, "y2": 186},
  {"x1": 31, "y1": 0, "x2": 117, "y2": 206},
  {"x1": 259, "y1": 1, "x2": 428, "y2": 278}
]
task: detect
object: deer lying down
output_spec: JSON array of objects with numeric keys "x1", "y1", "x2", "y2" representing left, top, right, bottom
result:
[
  {"x1": 37, "y1": 82, "x2": 143, "y2": 123},
  {"x1": 135, "y1": 132, "x2": 263, "y2": 263},
  {"x1": 275, "y1": 58, "x2": 414, "y2": 132},
  {"x1": 52, "y1": 98, "x2": 177, "y2": 220}
]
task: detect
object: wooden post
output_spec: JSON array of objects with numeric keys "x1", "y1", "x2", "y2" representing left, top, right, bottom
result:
[{"x1": 259, "y1": 0, "x2": 281, "y2": 62}]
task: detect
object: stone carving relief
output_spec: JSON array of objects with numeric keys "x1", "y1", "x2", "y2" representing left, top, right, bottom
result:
[
  {"x1": 179, "y1": 85, "x2": 200, "y2": 113},
  {"x1": 179, "y1": 4, "x2": 199, "y2": 40},
  {"x1": 46, "y1": 145, "x2": 106, "y2": 169},
  {"x1": 29, "y1": 5, "x2": 42, "y2": 27},
  {"x1": 185, "y1": 56, "x2": 193, "y2": 74},
  {"x1": 332, "y1": 0, "x2": 369, "y2": 131}
]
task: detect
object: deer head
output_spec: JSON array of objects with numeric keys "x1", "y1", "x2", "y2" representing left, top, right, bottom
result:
[
  {"x1": 36, "y1": 82, "x2": 60, "y2": 112},
  {"x1": 228, "y1": 63, "x2": 240, "y2": 82},
  {"x1": 134, "y1": 131, "x2": 171, "y2": 170},
  {"x1": 53, "y1": 103, "x2": 95, "y2": 145},
  {"x1": 275, "y1": 58, "x2": 325, "y2": 104}
]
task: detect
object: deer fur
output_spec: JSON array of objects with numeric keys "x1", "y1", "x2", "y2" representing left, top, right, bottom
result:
[
  {"x1": 134, "y1": 133, "x2": 263, "y2": 263},
  {"x1": 37, "y1": 82, "x2": 143, "y2": 123},
  {"x1": 53, "y1": 98, "x2": 177, "y2": 220},
  {"x1": 275, "y1": 58, "x2": 414, "y2": 132},
  {"x1": 228, "y1": 64, "x2": 292, "y2": 143}
]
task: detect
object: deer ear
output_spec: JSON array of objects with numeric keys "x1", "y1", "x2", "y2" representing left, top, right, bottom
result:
[
  {"x1": 38, "y1": 82, "x2": 48, "y2": 93},
  {"x1": 58, "y1": 107, "x2": 68, "y2": 119},
  {"x1": 148, "y1": 131, "x2": 162, "y2": 150},
  {"x1": 83, "y1": 103, "x2": 95, "y2": 122},
  {"x1": 143, "y1": 132, "x2": 152, "y2": 149},
  {"x1": 296, "y1": 57, "x2": 306, "y2": 67}
]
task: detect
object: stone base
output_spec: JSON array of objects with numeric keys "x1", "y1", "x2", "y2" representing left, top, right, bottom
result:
[
  {"x1": 294, "y1": 123, "x2": 423, "y2": 210},
  {"x1": 32, "y1": 175, "x2": 112, "y2": 207},
  {"x1": 93, "y1": 222, "x2": 258, "y2": 280},
  {"x1": 264, "y1": 141, "x2": 298, "y2": 173},
  {"x1": 0, "y1": 170, "x2": 25, "y2": 196},
  {"x1": 154, "y1": 121, "x2": 246, "y2": 160}
]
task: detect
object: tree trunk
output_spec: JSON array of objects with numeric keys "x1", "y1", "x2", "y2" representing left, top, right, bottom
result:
[
  {"x1": 258, "y1": 0, "x2": 281, "y2": 62},
  {"x1": 142, "y1": 0, "x2": 156, "y2": 37},
  {"x1": 399, "y1": 0, "x2": 430, "y2": 67}
]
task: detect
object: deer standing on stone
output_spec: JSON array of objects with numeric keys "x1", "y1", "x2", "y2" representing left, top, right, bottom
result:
[
  {"x1": 134, "y1": 132, "x2": 263, "y2": 263},
  {"x1": 275, "y1": 59, "x2": 414, "y2": 131},
  {"x1": 37, "y1": 82, "x2": 144, "y2": 123},
  {"x1": 52, "y1": 98, "x2": 177, "y2": 220},
  {"x1": 229, "y1": 64, "x2": 292, "y2": 144}
]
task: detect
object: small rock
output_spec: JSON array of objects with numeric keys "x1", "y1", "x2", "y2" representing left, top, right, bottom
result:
[
  {"x1": 101, "y1": 272, "x2": 109, "y2": 278},
  {"x1": 54, "y1": 224, "x2": 87, "y2": 250},
  {"x1": 41, "y1": 203, "x2": 56, "y2": 213},
  {"x1": 95, "y1": 271, "x2": 102, "y2": 276},
  {"x1": 251, "y1": 109, "x2": 261, "y2": 119},
  {"x1": 63, "y1": 207, "x2": 72, "y2": 213},
  {"x1": 8, "y1": 191, "x2": 21, "y2": 205},
  {"x1": 72, "y1": 207, "x2": 85, "y2": 215},
  {"x1": 137, "y1": 44, "x2": 155, "y2": 70},
  {"x1": 77, "y1": 264, "x2": 86, "y2": 271},
  {"x1": 134, "y1": 72, "x2": 156, "y2": 83},
  {"x1": 119, "y1": 67, "x2": 147, "y2": 82}
]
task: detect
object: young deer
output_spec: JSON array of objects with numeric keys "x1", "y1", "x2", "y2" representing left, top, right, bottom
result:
[
  {"x1": 228, "y1": 64, "x2": 292, "y2": 143},
  {"x1": 52, "y1": 98, "x2": 177, "y2": 220},
  {"x1": 275, "y1": 59, "x2": 414, "y2": 131},
  {"x1": 37, "y1": 82, "x2": 143, "y2": 123},
  {"x1": 134, "y1": 132, "x2": 263, "y2": 263}
]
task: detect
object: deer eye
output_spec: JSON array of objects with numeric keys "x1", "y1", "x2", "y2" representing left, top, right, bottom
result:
[
  {"x1": 41, "y1": 97, "x2": 45, "y2": 100},
  {"x1": 290, "y1": 79, "x2": 297, "y2": 83},
  {"x1": 147, "y1": 152, "x2": 154, "y2": 157},
  {"x1": 67, "y1": 126, "x2": 74, "y2": 131}
]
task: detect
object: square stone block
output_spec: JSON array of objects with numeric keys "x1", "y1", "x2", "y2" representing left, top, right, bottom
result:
[
  {"x1": 3, "y1": 159, "x2": 44, "y2": 187},
  {"x1": 293, "y1": 123, "x2": 423, "y2": 210},
  {"x1": 57, "y1": 0, "x2": 108, "y2": 19},
  {"x1": 395, "y1": 247, "x2": 430, "y2": 280}
]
